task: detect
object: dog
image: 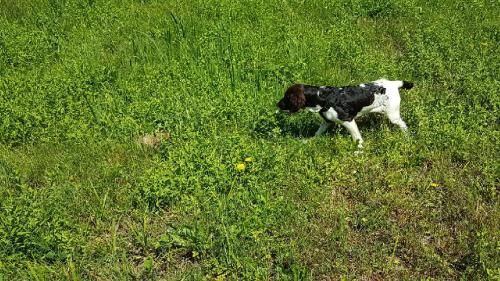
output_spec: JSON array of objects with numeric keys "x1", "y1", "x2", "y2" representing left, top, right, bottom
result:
[{"x1": 276, "y1": 79, "x2": 414, "y2": 148}]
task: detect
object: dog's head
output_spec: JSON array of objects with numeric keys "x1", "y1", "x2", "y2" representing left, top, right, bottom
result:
[{"x1": 277, "y1": 84, "x2": 306, "y2": 113}]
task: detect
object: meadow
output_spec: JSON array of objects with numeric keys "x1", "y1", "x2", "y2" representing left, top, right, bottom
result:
[{"x1": 0, "y1": 0, "x2": 498, "y2": 280}]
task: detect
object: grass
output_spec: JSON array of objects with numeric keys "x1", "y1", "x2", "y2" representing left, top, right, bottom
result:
[{"x1": 0, "y1": 0, "x2": 498, "y2": 280}]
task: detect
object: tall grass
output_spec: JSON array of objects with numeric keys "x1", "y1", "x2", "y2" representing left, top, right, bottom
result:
[{"x1": 0, "y1": 0, "x2": 498, "y2": 280}]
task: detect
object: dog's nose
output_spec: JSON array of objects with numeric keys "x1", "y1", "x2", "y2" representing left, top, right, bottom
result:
[{"x1": 277, "y1": 100, "x2": 284, "y2": 109}]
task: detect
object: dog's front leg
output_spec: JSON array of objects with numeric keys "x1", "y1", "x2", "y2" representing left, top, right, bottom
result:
[
  {"x1": 315, "y1": 122, "x2": 332, "y2": 136},
  {"x1": 341, "y1": 120, "x2": 363, "y2": 148}
]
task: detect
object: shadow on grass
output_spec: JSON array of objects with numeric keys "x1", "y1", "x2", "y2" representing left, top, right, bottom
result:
[{"x1": 253, "y1": 110, "x2": 388, "y2": 139}]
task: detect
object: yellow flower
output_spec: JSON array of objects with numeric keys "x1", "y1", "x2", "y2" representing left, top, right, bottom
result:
[
  {"x1": 235, "y1": 163, "x2": 246, "y2": 172},
  {"x1": 244, "y1": 157, "x2": 254, "y2": 162},
  {"x1": 430, "y1": 182, "x2": 439, "y2": 187}
]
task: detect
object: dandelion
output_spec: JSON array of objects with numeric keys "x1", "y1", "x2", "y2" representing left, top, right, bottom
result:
[
  {"x1": 235, "y1": 163, "x2": 246, "y2": 172},
  {"x1": 430, "y1": 182, "x2": 439, "y2": 187}
]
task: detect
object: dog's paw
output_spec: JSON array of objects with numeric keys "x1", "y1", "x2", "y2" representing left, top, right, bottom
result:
[{"x1": 354, "y1": 141, "x2": 364, "y2": 155}]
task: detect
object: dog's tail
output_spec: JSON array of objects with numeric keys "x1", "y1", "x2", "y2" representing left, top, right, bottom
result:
[
  {"x1": 374, "y1": 79, "x2": 414, "y2": 90},
  {"x1": 400, "y1": 80, "x2": 414, "y2": 90}
]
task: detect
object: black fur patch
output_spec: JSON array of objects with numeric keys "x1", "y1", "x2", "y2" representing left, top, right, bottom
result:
[
  {"x1": 302, "y1": 83, "x2": 385, "y2": 121},
  {"x1": 402, "y1": 81, "x2": 414, "y2": 90}
]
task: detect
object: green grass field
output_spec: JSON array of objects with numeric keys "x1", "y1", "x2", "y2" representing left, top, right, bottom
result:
[{"x1": 0, "y1": 0, "x2": 498, "y2": 280}]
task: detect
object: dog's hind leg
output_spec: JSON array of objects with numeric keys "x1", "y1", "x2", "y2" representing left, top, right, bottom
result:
[
  {"x1": 384, "y1": 93, "x2": 408, "y2": 132},
  {"x1": 386, "y1": 108, "x2": 408, "y2": 132}
]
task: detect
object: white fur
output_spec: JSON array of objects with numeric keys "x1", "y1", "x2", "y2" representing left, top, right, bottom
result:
[
  {"x1": 321, "y1": 107, "x2": 339, "y2": 120},
  {"x1": 306, "y1": 105, "x2": 322, "y2": 113}
]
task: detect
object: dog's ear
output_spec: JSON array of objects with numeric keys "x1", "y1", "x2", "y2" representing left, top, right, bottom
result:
[{"x1": 287, "y1": 84, "x2": 305, "y2": 112}]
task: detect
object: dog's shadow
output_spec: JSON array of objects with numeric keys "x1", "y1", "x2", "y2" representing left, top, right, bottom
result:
[
  {"x1": 280, "y1": 114, "x2": 388, "y2": 138},
  {"x1": 253, "y1": 112, "x2": 390, "y2": 139}
]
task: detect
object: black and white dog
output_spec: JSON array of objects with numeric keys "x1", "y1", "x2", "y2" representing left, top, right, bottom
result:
[{"x1": 277, "y1": 79, "x2": 414, "y2": 148}]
